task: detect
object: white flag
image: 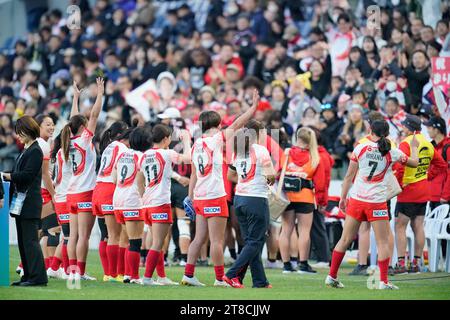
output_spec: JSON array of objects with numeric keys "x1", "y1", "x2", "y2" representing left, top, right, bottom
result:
[{"x1": 125, "y1": 79, "x2": 160, "y2": 121}]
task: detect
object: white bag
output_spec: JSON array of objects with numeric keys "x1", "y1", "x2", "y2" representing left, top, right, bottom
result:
[
  {"x1": 385, "y1": 170, "x2": 402, "y2": 200},
  {"x1": 268, "y1": 148, "x2": 290, "y2": 220}
]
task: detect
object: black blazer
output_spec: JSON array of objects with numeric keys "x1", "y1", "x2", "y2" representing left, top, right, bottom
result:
[{"x1": 9, "y1": 140, "x2": 43, "y2": 219}]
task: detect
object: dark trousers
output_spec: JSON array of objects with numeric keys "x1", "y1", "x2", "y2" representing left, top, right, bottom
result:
[
  {"x1": 226, "y1": 196, "x2": 269, "y2": 288},
  {"x1": 310, "y1": 210, "x2": 330, "y2": 262},
  {"x1": 15, "y1": 217, "x2": 47, "y2": 284}
]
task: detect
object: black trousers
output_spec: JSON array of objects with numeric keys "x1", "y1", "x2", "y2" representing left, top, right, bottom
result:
[
  {"x1": 226, "y1": 196, "x2": 269, "y2": 288},
  {"x1": 15, "y1": 217, "x2": 47, "y2": 284},
  {"x1": 310, "y1": 210, "x2": 330, "y2": 262}
]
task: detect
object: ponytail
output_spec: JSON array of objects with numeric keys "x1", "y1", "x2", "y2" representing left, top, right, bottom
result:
[
  {"x1": 296, "y1": 127, "x2": 320, "y2": 169},
  {"x1": 61, "y1": 114, "x2": 88, "y2": 161},
  {"x1": 370, "y1": 120, "x2": 391, "y2": 156},
  {"x1": 61, "y1": 124, "x2": 72, "y2": 162},
  {"x1": 99, "y1": 121, "x2": 129, "y2": 155},
  {"x1": 50, "y1": 133, "x2": 62, "y2": 163}
]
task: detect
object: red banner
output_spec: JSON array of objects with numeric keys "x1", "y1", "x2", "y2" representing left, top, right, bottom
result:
[{"x1": 432, "y1": 57, "x2": 450, "y2": 91}]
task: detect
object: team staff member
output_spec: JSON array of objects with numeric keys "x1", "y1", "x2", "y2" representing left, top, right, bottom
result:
[
  {"x1": 181, "y1": 90, "x2": 260, "y2": 287},
  {"x1": 279, "y1": 127, "x2": 327, "y2": 274},
  {"x1": 224, "y1": 120, "x2": 276, "y2": 288},
  {"x1": 140, "y1": 124, "x2": 191, "y2": 286},
  {"x1": 63, "y1": 78, "x2": 104, "y2": 280},
  {"x1": 394, "y1": 115, "x2": 447, "y2": 274},
  {"x1": 326, "y1": 120, "x2": 419, "y2": 290},
  {"x1": 112, "y1": 127, "x2": 152, "y2": 284},
  {"x1": 425, "y1": 116, "x2": 450, "y2": 209},
  {"x1": 93, "y1": 122, "x2": 129, "y2": 282},
  {"x1": 4, "y1": 116, "x2": 47, "y2": 286}
]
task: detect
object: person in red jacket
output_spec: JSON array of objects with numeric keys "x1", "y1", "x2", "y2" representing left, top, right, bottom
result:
[
  {"x1": 425, "y1": 116, "x2": 450, "y2": 209},
  {"x1": 309, "y1": 127, "x2": 334, "y2": 268},
  {"x1": 204, "y1": 42, "x2": 244, "y2": 86},
  {"x1": 279, "y1": 127, "x2": 327, "y2": 274}
]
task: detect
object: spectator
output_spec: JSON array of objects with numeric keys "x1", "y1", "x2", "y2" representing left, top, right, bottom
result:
[
  {"x1": 403, "y1": 50, "x2": 430, "y2": 106},
  {"x1": 142, "y1": 45, "x2": 168, "y2": 81}
]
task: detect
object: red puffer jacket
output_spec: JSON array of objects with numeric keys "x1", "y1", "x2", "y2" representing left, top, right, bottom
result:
[
  {"x1": 429, "y1": 136, "x2": 450, "y2": 202},
  {"x1": 317, "y1": 146, "x2": 335, "y2": 205}
]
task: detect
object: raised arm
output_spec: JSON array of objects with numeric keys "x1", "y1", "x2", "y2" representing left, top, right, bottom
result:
[
  {"x1": 70, "y1": 81, "x2": 82, "y2": 118},
  {"x1": 225, "y1": 89, "x2": 259, "y2": 140},
  {"x1": 178, "y1": 129, "x2": 192, "y2": 163},
  {"x1": 87, "y1": 77, "x2": 105, "y2": 134}
]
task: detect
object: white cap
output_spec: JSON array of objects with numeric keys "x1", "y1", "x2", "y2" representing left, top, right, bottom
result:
[{"x1": 157, "y1": 107, "x2": 181, "y2": 119}]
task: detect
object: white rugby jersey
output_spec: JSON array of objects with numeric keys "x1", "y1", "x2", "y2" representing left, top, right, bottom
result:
[
  {"x1": 191, "y1": 131, "x2": 226, "y2": 200},
  {"x1": 112, "y1": 148, "x2": 143, "y2": 210},
  {"x1": 97, "y1": 141, "x2": 128, "y2": 184},
  {"x1": 141, "y1": 148, "x2": 181, "y2": 207},
  {"x1": 349, "y1": 140, "x2": 408, "y2": 203},
  {"x1": 37, "y1": 137, "x2": 52, "y2": 190},
  {"x1": 233, "y1": 144, "x2": 272, "y2": 199},
  {"x1": 53, "y1": 149, "x2": 72, "y2": 203},
  {"x1": 67, "y1": 128, "x2": 97, "y2": 194}
]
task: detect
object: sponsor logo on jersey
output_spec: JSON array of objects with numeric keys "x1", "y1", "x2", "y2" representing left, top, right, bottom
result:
[
  {"x1": 59, "y1": 214, "x2": 70, "y2": 221},
  {"x1": 204, "y1": 207, "x2": 221, "y2": 214},
  {"x1": 373, "y1": 210, "x2": 388, "y2": 217},
  {"x1": 78, "y1": 202, "x2": 92, "y2": 209},
  {"x1": 123, "y1": 211, "x2": 140, "y2": 218},
  {"x1": 101, "y1": 204, "x2": 114, "y2": 212},
  {"x1": 151, "y1": 213, "x2": 168, "y2": 221}
]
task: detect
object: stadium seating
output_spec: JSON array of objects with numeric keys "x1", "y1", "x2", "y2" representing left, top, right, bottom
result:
[
  {"x1": 426, "y1": 204, "x2": 450, "y2": 272},
  {"x1": 437, "y1": 218, "x2": 450, "y2": 273}
]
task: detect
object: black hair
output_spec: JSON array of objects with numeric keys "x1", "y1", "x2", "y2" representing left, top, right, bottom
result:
[
  {"x1": 51, "y1": 133, "x2": 62, "y2": 163},
  {"x1": 386, "y1": 97, "x2": 399, "y2": 106},
  {"x1": 35, "y1": 114, "x2": 52, "y2": 126},
  {"x1": 61, "y1": 115, "x2": 88, "y2": 161},
  {"x1": 152, "y1": 124, "x2": 172, "y2": 144},
  {"x1": 233, "y1": 120, "x2": 264, "y2": 157},
  {"x1": 99, "y1": 121, "x2": 129, "y2": 155},
  {"x1": 308, "y1": 126, "x2": 323, "y2": 146},
  {"x1": 371, "y1": 120, "x2": 391, "y2": 156},
  {"x1": 337, "y1": 13, "x2": 351, "y2": 24},
  {"x1": 199, "y1": 110, "x2": 221, "y2": 133},
  {"x1": 26, "y1": 81, "x2": 39, "y2": 90},
  {"x1": 129, "y1": 127, "x2": 153, "y2": 152}
]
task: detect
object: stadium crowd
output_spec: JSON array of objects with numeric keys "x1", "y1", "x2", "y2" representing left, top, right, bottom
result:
[{"x1": 1, "y1": 0, "x2": 450, "y2": 288}]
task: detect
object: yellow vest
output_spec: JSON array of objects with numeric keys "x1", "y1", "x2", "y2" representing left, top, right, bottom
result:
[{"x1": 402, "y1": 133, "x2": 434, "y2": 184}]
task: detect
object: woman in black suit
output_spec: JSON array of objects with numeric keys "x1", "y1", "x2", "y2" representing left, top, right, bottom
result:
[{"x1": 1, "y1": 115, "x2": 47, "y2": 286}]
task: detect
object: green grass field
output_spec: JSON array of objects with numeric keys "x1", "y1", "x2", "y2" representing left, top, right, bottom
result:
[{"x1": 1, "y1": 246, "x2": 450, "y2": 300}]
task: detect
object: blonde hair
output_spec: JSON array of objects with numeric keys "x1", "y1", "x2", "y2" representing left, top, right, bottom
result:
[{"x1": 296, "y1": 127, "x2": 319, "y2": 169}]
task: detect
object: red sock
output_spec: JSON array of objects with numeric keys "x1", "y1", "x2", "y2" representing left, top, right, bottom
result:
[
  {"x1": 156, "y1": 251, "x2": 166, "y2": 278},
  {"x1": 185, "y1": 263, "x2": 195, "y2": 277},
  {"x1": 125, "y1": 248, "x2": 131, "y2": 277},
  {"x1": 77, "y1": 261, "x2": 86, "y2": 276},
  {"x1": 329, "y1": 250, "x2": 345, "y2": 279},
  {"x1": 107, "y1": 245, "x2": 119, "y2": 278},
  {"x1": 214, "y1": 265, "x2": 224, "y2": 281},
  {"x1": 378, "y1": 258, "x2": 390, "y2": 284},
  {"x1": 128, "y1": 250, "x2": 141, "y2": 279},
  {"x1": 69, "y1": 259, "x2": 77, "y2": 274},
  {"x1": 99, "y1": 240, "x2": 109, "y2": 276},
  {"x1": 19, "y1": 262, "x2": 23, "y2": 268},
  {"x1": 45, "y1": 257, "x2": 50, "y2": 269},
  {"x1": 144, "y1": 250, "x2": 160, "y2": 278},
  {"x1": 118, "y1": 247, "x2": 126, "y2": 276},
  {"x1": 61, "y1": 244, "x2": 69, "y2": 274},
  {"x1": 50, "y1": 256, "x2": 62, "y2": 271}
]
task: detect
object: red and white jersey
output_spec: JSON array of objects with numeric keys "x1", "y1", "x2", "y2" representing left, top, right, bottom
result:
[
  {"x1": 53, "y1": 149, "x2": 72, "y2": 203},
  {"x1": 67, "y1": 128, "x2": 97, "y2": 194},
  {"x1": 191, "y1": 131, "x2": 226, "y2": 200},
  {"x1": 141, "y1": 148, "x2": 182, "y2": 207},
  {"x1": 233, "y1": 144, "x2": 272, "y2": 198},
  {"x1": 37, "y1": 137, "x2": 52, "y2": 190},
  {"x1": 112, "y1": 148, "x2": 143, "y2": 210},
  {"x1": 349, "y1": 140, "x2": 408, "y2": 203},
  {"x1": 97, "y1": 141, "x2": 128, "y2": 184}
]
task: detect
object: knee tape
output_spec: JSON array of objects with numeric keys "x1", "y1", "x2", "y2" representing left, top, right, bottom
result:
[
  {"x1": 47, "y1": 232, "x2": 60, "y2": 247},
  {"x1": 178, "y1": 218, "x2": 191, "y2": 240},
  {"x1": 42, "y1": 213, "x2": 59, "y2": 231},
  {"x1": 98, "y1": 218, "x2": 108, "y2": 241},
  {"x1": 62, "y1": 224, "x2": 70, "y2": 238},
  {"x1": 129, "y1": 239, "x2": 142, "y2": 253}
]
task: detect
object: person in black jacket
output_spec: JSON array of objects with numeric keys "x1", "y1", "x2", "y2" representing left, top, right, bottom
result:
[{"x1": 1, "y1": 115, "x2": 47, "y2": 286}]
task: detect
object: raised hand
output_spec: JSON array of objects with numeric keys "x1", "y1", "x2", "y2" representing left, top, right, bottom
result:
[
  {"x1": 96, "y1": 77, "x2": 105, "y2": 95},
  {"x1": 251, "y1": 89, "x2": 260, "y2": 109},
  {"x1": 411, "y1": 132, "x2": 419, "y2": 149},
  {"x1": 73, "y1": 81, "x2": 82, "y2": 97}
]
